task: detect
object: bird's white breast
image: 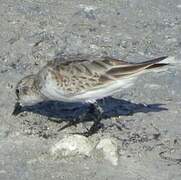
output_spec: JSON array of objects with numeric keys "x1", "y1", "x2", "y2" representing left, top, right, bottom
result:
[{"x1": 40, "y1": 72, "x2": 68, "y2": 101}]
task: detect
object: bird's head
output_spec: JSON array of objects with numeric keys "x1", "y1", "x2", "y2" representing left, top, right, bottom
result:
[{"x1": 12, "y1": 75, "x2": 43, "y2": 115}]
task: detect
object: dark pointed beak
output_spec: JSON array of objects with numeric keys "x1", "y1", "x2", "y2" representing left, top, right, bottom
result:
[{"x1": 12, "y1": 102, "x2": 22, "y2": 116}]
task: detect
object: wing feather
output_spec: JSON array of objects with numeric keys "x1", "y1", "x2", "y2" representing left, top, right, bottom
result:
[
  {"x1": 42, "y1": 55, "x2": 168, "y2": 96},
  {"x1": 104, "y1": 56, "x2": 168, "y2": 78}
]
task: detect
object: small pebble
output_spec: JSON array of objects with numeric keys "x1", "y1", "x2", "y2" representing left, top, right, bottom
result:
[
  {"x1": 50, "y1": 135, "x2": 94, "y2": 157},
  {"x1": 96, "y1": 138, "x2": 119, "y2": 166}
]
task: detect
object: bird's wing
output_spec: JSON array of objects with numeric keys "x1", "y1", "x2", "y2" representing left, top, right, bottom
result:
[
  {"x1": 63, "y1": 56, "x2": 168, "y2": 85},
  {"x1": 101, "y1": 56, "x2": 168, "y2": 81},
  {"x1": 40, "y1": 56, "x2": 168, "y2": 98}
]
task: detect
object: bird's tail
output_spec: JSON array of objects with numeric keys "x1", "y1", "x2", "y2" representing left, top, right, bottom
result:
[
  {"x1": 144, "y1": 56, "x2": 169, "y2": 70},
  {"x1": 105, "y1": 56, "x2": 171, "y2": 79},
  {"x1": 145, "y1": 56, "x2": 177, "y2": 72}
]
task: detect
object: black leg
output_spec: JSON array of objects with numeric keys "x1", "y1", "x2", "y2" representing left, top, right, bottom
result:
[
  {"x1": 58, "y1": 119, "x2": 79, "y2": 131},
  {"x1": 82, "y1": 102, "x2": 104, "y2": 137},
  {"x1": 56, "y1": 105, "x2": 87, "y2": 131},
  {"x1": 58, "y1": 102, "x2": 104, "y2": 136}
]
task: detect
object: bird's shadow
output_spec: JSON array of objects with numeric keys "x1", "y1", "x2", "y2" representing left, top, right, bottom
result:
[{"x1": 22, "y1": 97, "x2": 167, "y2": 123}]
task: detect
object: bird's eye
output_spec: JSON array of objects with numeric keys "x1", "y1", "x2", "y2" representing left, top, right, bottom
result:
[{"x1": 16, "y1": 89, "x2": 20, "y2": 95}]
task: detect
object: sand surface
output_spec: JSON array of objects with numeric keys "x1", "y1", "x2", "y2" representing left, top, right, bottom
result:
[{"x1": 0, "y1": 0, "x2": 181, "y2": 179}]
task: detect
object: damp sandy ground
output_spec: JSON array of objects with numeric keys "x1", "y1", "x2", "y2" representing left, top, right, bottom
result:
[{"x1": 0, "y1": 0, "x2": 181, "y2": 179}]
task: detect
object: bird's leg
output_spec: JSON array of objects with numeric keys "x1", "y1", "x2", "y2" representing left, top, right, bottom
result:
[
  {"x1": 58, "y1": 109, "x2": 84, "y2": 131},
  {"x1": 83, "y1": 102, "x2": 104, "y2": 137},
  {"x1": 58, "y1": 119, "x2": 79, "y2": 131},
  {"x1": 63, "y1": 102, "x2": 103, "y2": 136}
]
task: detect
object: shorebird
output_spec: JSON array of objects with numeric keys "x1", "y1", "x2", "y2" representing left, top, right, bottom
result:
[{"x1": 13, "y1": 55, "x2": 169, "y2": 136}]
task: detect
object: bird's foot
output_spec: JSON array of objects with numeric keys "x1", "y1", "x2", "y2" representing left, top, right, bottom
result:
[
  {"x1": 72, "y1": 102, "x2": 104, "y2": 137},
  {"x1": 58, "y1": 119, "x2": 79, "y2": 131},
  {"x1": 82, "y1": 120, "x2": 104, "y2": 137},
  {"x1": 58, "y1": 102, "x2": 104, "y2": 136}
]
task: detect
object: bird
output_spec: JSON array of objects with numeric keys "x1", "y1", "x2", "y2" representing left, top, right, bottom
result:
[{"x1": 12, "y1": 55, "x2": 169, "y2": 136}]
